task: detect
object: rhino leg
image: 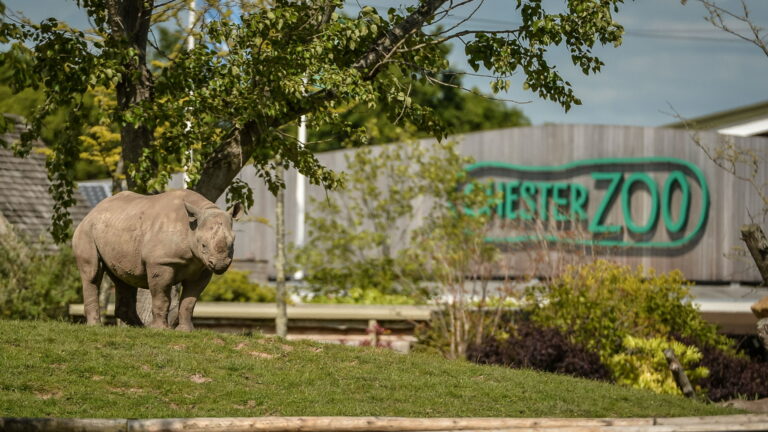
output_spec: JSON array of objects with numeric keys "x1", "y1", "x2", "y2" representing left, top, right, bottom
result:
[
  {"x1": 111, "y1": 277, "x2": 143, "y2": 327},
  {"x1": 177, "y1": 271, "x2": 213, "y2": 332},
  {"x1": 147, "y1": 265, "x2": 175, "y2": 329},
  {"x1": 73, "y1": 232, "x2": 104, "y2": 326}
]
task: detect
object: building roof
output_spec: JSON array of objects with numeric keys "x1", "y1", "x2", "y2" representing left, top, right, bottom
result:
[
  {"x1": 78, "y1": 181, "x2": 112, "y2": 207},
  {"x1": 0, "y1": 116, "x2": 91, "y2": 242},
  {"x1": 664, "y1": 100, "x2": 768, "y2": 137}
]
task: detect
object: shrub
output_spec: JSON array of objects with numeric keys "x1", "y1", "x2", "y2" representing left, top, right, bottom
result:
[
  {"x1": 525, "y1": 260, "x2": 733, "y2": 363},
  {"x1": 306, "y1": 287, "x2": 419, "y2": 305},
  {"x1": 677, "y1": 335, "x2": 768, "y2": 402},
  {"x1": 199, "y1": 270, "x2": 275, "y2": 302},
  {"x1": 608, "y1": 336, "x2": 708, "y2": 396},
  {"x1": 696, "y1": 345, "x2": 768, "y2": 401},
  {"x1": 467, "y1": 316, "x2": 612, "y2": 381},
  {"x1": 0, "y1": 231, "x2": 81, "y2": 320}
]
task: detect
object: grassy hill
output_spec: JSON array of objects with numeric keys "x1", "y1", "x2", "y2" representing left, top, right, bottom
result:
[{"x1": 0, "y1": 320, "x2": 738, "y2": 419}]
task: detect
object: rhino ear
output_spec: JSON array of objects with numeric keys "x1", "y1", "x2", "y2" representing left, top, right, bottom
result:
[
  {"x1": 229, "y1": 202, "x2": 243, "y2": 220},
  {"x1": 184, "y1": 202, "x2": 202, "y2": 229}
]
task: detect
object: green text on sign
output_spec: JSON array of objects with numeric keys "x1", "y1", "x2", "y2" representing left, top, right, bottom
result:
[{"x1": 463, "y1": 157, "x2": 709, "y2": 248}]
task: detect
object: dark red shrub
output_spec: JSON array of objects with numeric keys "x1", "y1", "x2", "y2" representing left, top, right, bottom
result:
[
  {"x1": 467, "y1": 318, "x2": 612, "y2": 381},
  {"x1": 676, "y1": 334, "x2": 768, "y2": 401},
  {"x1": 696, "y1": 344, "x2": 768, "y2": 401}
]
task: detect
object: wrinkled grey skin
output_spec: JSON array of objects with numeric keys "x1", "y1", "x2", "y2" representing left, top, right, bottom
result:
[{"x1": 73, "y1": 189, "x2": 241, "y2": 330}]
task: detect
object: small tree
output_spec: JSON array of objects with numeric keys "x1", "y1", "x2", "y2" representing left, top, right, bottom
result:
[
  {"x1": 295, "y1": 138, "x2": 504, "y2": 358},
  {"x1": 410, "y1": 165, "x2": 501, "y2": 359},
  {"x1": 294, "y1": 139, "x2": 471, "y2": 300},
  {"x1": 682, "y1": 0, "x2": 768, "y2": 349}
]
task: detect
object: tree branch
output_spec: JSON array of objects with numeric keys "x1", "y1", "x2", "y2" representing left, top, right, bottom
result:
[
  {"x1": 699, "y1": 0, "x2": 768, "y2": 57},
  {"x1": 352, "y1": 0, "x2": 448, "y2": 76},
  {"x1": 193, "y1": 120, "x2": 260, "y2": 202},
  {"x1": 194, "y1": 0, "x2": 451, "y2": 201}
]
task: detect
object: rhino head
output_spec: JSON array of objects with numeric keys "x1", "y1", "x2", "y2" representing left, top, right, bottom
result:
[{"x1": 185, "y1": 201, "x2": 243, "y2": 274}]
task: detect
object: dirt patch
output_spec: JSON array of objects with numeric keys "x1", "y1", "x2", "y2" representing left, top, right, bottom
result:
[
  {"x1": 189, "y1": 374, "x2": 212, "y2": 384},
  {"x1": 34, "y1": 390, "x2": 62, "y2": 400},
  {"x1": 234, "y1": 342, "x2": 248, "y2": 350}
]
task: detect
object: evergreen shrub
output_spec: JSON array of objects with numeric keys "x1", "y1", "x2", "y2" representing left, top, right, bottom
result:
[
  {"x1": 607, "y1": 335, "x2": 708, "y2": 396},
  {"x1": 524, "y1": 260, "x2": 733, "y2": 362},
  {"x1": 199, "y1": 270, "x2": 275, "y2": 302},
  {"x1": 0, "y1": 231, "x2": 81, "y2": 320}
]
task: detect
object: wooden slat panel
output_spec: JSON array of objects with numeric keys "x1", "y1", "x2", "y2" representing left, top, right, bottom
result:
[{"x1": 230, "y1": 125, "x2": 768, "y2": 283}]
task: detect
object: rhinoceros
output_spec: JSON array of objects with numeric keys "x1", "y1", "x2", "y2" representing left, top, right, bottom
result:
[{"x1": 72, "y1": 189, "x2": 242, "y2": 330}]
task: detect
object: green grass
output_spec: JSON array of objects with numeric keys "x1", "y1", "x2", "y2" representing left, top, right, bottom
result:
[{"x1": 0, "y1": 320, "x2": 739, "y2": 418}]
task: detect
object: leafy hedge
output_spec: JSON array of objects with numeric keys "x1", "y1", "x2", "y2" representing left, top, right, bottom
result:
[
  {"x1": 467, "y1": 260, "x2": 768, "y2": 401},
  {"x1": 524, "y1": 260, "x2": 733, "y2": 362},
  {"x1": 0, "y1": 231, "x2": 81, "y2": 320},
  {"x1": 199, "y1": 270, "x2": 275, "y2": 302},
  {"x1": 608, "y1": 336, "x2": 708, "y2": 396},
  {"x1": 306, "y1": 287, "x2": 419, "y2": 305}
]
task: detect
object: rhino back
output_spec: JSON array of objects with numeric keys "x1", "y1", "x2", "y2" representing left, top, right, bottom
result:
[{"x1": 86, "y1": 190, "x2": 208, "y2": 286}]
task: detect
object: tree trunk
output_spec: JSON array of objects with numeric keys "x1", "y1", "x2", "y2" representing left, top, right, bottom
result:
[
  {"x1": 757, "y1": 318, "x2": 768, "y2": 355},
  {"x1": 739, "y1": 225, "x2": 768, "y2": 352},
  {"x1": 274, "y1": 166, "x2": 288, "y2": 338},
  {"x1": 135, "y1": 288, "x2": 153, "y2": 325},
  {"x1": 663, "y1": 348, "x2": 696, "y2": 399},
  {"x1": 194, "y1": 123, "x2": 260, "y2": 202},
  {"x1": 107, "y1": 0, "x2": 156, "y2": 322},
  {"x1": 741, "y1": 224, "x2": 768, "y2": 285},
  {"x1": 108, "y1": 0, "x2": 155, "y2": 192}
]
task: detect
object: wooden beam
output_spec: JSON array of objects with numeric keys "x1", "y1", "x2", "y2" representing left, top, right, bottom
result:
[
  {"x1": 69, "y1": 303, "x2": 437, "y2": 321},
  {"x1": 4, "y1": 415, "x2": 768, "y2": 432}
]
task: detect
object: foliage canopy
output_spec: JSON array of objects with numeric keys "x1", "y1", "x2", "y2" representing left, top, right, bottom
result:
[{"x1": 0, "y1": 0, "x2": 625, "y2": 242}]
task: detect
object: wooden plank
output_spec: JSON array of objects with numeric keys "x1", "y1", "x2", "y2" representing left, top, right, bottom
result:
[
  {"x1": 69, "y1": 303, "x2": 437, "y2": 321},
  {"x1": 125, "y1": 416, "x2": 653, "y2": 432},
  {"x1": 4, "y1": 416, "x2": 768, "y2": 432},
  {"x1": 655, "y1": 414, "x2": 768, "y2": 425}
]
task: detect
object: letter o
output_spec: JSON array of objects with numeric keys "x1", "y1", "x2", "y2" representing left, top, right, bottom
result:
[
  {"x1": 621, "y1": 173, "x2": 659, "y2": 234},
  {"x1": 662, "y1": 171, "x2": 690, "y2": 233}
]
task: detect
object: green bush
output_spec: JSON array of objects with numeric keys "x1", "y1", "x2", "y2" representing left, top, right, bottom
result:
[
  {"x1": 0, "y1": 231, "x2": 82, "y2": 320},
  {"x1": 292, "y1": 140, "x2": 474, "y2": 302},
  {"x1": 199, "y1": 270, "x2": 275, "y2": 302},
  {"x1": 608, "y1": 336, "x2": 709, "y2": 396},
  {"x1": 306, "y1": 287, "x2": 419, "y2": 305},
  {"x1": 525, "y1": 260, "x2": 733, "y2": 363}
]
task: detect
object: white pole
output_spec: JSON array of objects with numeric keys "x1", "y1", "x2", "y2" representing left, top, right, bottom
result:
[
  {"x1": 183, "y1": 0, "x2": 196, "y2": 189},
  {"x1": 294, "y1": 79, "x2": 307, "y2": 280},
  {"x1": 296, "y1": 114, "x2": 307, "y2": 245},
  {"x1": 186, "y1": 0, "x2": 196, "y2": 51}
]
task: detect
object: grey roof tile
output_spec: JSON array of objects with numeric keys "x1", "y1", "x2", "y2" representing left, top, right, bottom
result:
[{"x1": 0, "y1": 116, "x2": 91, "y2": 242}]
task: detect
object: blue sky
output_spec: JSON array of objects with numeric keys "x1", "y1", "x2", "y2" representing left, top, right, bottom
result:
[{"x1": 5, "y1": 0, "x2": 768, "y2": 127}]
